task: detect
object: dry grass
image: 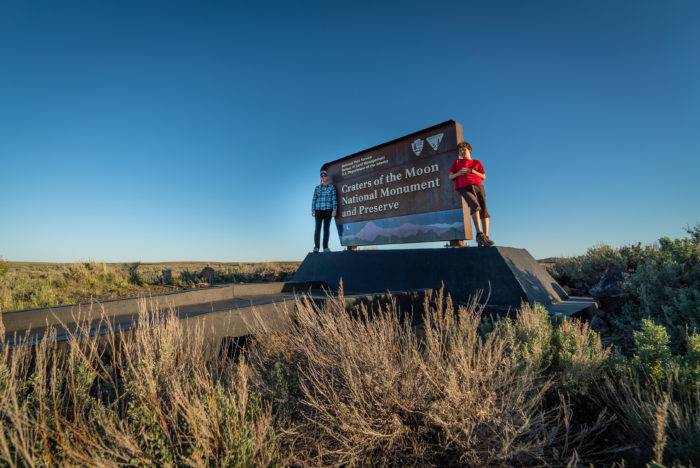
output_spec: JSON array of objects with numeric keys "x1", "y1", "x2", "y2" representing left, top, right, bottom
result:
[
  {"x1": 249, "y1": 288, "x2": 608, "y2": 466},
  {"x1": 0, "y1": 303, "x2": 277, "y2": 466},
  {"x1": 0, "y1": 260, "x2": 299, "y2": 313},
  {"x1": 1, "y1": 287, "x2": 696, "y2": 466},
  {"x1": 598, "y1": 366, "x2": 700, "y2": 464}
]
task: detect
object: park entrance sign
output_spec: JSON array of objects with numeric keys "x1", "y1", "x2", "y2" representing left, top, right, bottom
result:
[
  {"x1": 287, "y1": 120, "x2": 592, "y2": 318},
  {"x1": 323, "y1": 120, "x2": 471, "y2": 247}
]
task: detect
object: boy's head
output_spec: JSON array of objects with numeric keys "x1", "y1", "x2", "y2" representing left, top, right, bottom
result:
[{"x1": 457, "y1": 142, "x2": 472, "y2": 159}]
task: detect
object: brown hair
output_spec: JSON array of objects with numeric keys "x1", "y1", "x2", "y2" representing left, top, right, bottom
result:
[{"x1": 458, "y1": 142, "x2": 472, "y2": 152}]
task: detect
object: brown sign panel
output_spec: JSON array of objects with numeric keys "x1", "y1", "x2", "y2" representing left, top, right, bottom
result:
[{"x1": 323, "y1": 120, "x2": 471, "y2": 246}]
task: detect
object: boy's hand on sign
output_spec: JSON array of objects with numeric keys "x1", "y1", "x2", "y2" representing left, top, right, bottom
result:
[{"x1": 332, "y1": 210, "x2": 337, "y2": 217}]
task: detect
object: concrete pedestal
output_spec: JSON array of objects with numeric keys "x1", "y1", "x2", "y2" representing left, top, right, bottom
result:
[{"x1": 284, "y1": 247, "x2": 585, "y2": 314}]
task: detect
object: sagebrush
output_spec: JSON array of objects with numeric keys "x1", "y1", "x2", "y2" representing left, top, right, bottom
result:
[
  {"x1": 1, "y1": 288, "x2": 698, "y2": 465},
  {"x1": 0, "y1": 261, "x2": 298, "y2": 313}
]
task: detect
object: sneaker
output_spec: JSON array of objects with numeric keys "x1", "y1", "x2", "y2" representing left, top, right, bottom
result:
[
  {"x1": 483, "y1": 235, "x2": 495, "y2": 247},
  {"x1": 313, "y1": 247, "x2": 319, "y2": 253},
  {"x1": 476, "y1": 232, "x2": 486, "y2": 247},
  {"x1": 323, "y1": 248, "x2": 331, "y2": 252}
]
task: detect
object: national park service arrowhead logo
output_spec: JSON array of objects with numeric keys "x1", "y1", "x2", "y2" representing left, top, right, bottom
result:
[
  {"x1": 411, "y1": 138, "x2": 424, "y2": 156},
  {"x1": 426, "y1": 133, "x2": 444, "y2": 151}
]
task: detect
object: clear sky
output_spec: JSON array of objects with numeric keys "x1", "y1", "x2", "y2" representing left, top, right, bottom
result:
[{"x1": 1, "y1": 0, "x2": 698, "y2": 263}]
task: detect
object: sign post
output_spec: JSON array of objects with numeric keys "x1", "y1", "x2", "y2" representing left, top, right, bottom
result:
[{"x1": 323, "y1": 120, "x2": 472, "y2": 247}]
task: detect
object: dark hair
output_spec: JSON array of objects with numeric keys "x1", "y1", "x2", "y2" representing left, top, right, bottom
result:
[{"x1": 458, "y1": 142, "x2": 472, "y2": 151}]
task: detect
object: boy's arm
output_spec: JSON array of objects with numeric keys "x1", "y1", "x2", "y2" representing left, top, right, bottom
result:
[
  {"x1": 448, "y1": 162, "x2": 465, "y2": 180},
  {"x1": 471, "y1": 169, "x2": 486, "y2": 180},
  {"x1": 471, "y1": 162, "x2": 486, "y2": 180},
  {"x1": 448, "y1": 167, "x2": 473, "y2": 180}
]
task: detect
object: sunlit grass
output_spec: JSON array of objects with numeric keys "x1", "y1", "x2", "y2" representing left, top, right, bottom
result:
[{"x1": 0, "y1": 260, "x2": 298, "y2": 312}]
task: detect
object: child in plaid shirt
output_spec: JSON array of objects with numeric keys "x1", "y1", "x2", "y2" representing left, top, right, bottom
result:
[{"x1": 311, "y1": 169, "x2": 337, "y2": 252}]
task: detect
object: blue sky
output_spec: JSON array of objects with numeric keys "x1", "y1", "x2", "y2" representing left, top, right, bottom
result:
[{"x1": 1, "y1": 0, "x2": 698, "y2": 262}]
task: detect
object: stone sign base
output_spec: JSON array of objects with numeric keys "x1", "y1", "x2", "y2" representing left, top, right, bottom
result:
[{"x1": 284, "y1": 247, "x2": 590, "y2": 315}]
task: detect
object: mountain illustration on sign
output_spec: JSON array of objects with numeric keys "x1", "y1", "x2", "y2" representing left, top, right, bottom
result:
[
  {"x1": 346, "y1": 220, "x2": 463, "y2": 243},
  {"x1": 426, "y1": 133, "x2": 444, "y2": 151}
]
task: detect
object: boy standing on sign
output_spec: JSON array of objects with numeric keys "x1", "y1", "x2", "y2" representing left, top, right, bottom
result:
[
  {"x1": 311, "y1": 169, "x2": 337, "y2": 252},
  {"x1": 448, "y1": 142, "x2": 494, "y2": 246}
]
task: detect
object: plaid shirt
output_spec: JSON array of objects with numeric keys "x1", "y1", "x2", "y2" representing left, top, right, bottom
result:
[{"x1": 312, "y1": 184, "x2": 337, "y2": 211}]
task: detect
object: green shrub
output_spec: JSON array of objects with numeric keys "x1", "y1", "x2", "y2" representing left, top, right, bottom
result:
[
  {"x1": 497, "y1": 303, "x2": 554, "y2": 370},
  {"x1": 128, "y1": 262, "x2": 143, "y2": 286},
  {"x1": 632, "y1": 319, "x2": 673, "y2": 382},
  {"x1": 494, "y1": 304, "x2": 611, "y2": 395},
  {"x1": 0, "y1": 259, "x2": 10, "y2": 312},
  {"x1": 548, "y1": 244, "x2": 627, "y2": 293},
  {"x1": 619, "y1": 233, "x2": 700, "y2": 353},
  {"x1": 552, "y1": 318, "x2": 610, "y2": 394},
  {"x1": 679, "y1": 333, "x2": 700, "y2": 393},
  {"x1": 28, "y1": 281, "x2": 57, "y2": 309},
  {"x1": 179, "y1": 270, "x2": 198, "y2": 286},
  {"x1": 549, "y1": 224, "x2": 700, "y2": 357}
]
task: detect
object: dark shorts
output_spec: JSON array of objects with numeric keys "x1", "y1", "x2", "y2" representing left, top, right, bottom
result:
[{"x1": 459, "y1": 185, "x2": 490, "y2": 218}]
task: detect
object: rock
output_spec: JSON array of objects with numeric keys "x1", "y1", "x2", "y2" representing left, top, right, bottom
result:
[
  {"x1": 590, "y1": 314, "x2": 610, "y2": 335},
  {"x1": 590, "y1": 269, "x2": 626, "y2": 297},
  {"x1": 590, "y1": 268, "x2": 628, "y2": 312}
]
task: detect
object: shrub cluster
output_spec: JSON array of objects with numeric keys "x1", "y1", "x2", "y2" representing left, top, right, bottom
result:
[
  {"x1": 0, "y1": 261, "x2": 298, "y2": 312},
  {"x1": 549, "y1": 224, "x2": 700, "y2": 354},
  {"x1": 0, "y1": 303, "x2": 276, "y2": 466},
  {"x1": 0, "y1": 262, "x2": 136, "y2": 312},
  {"x1": 1, "y1": 289, "x2": 697, "y2": 465},
  {"x1": 248, "y1": 291, "x2": 698, "y2": 465}
]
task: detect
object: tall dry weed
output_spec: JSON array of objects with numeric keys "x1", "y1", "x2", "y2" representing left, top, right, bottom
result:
[
  {"x1": 599, "y1": 365, "x2": 700, "y2": 464},
  {"x1": 0, "y1": 301, "x2": 277, "y2": 466},
  {"x1": 249, "y1": 289, "x2": 607, "y2": 466}
]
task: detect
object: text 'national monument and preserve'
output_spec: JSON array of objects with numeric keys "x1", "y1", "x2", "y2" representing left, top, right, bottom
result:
[{"x1": 323, "y1": 120, "x2": 470, "y2": 246}]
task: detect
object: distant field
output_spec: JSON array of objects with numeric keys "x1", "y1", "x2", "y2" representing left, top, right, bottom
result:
[{"x1": 0, "y1": 261, "x2": 299, "y2": 312}]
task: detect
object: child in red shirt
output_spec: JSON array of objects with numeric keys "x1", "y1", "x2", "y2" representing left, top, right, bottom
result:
[{"x1": 448, "y1": 141, "x2": 494, "y2": 246}]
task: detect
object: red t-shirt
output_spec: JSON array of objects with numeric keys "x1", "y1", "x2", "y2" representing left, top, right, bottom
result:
[{"x1": 449, "y1": 158, "x2": 485, "y2": 190}]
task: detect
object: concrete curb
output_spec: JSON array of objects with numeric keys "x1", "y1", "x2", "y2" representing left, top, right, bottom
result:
[{"x1": 2, "y1": 283, "x2": 285, "y2": 334}]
